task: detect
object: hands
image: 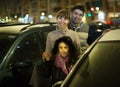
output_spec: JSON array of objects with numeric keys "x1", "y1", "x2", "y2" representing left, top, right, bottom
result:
[{"x1": 42, "y1": 51, "x2": 51, "y2": 61}]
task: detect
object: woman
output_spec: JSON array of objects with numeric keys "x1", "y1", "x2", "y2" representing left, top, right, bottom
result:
[{"x1": 43, "y1": 10, "x2": 81, "y2": 60}]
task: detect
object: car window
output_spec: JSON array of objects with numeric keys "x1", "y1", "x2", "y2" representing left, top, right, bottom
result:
[
  {"x1": 38, "y1": 30, "x2": 53, "y2": 50},
  {"x1": 0, "y1": 34, "x2": 17, "y2": 63},
  {"x1": 68, "y1": 41, "x2": 120, "y2": 87},
  {"x1": 9, "y1": 33, "x2": 41, "y2": 65}
]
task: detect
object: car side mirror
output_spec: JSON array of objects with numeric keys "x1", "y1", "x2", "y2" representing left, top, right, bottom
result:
[{"x1": 52, "y1": 80, "x2": 63, "y2": 87}]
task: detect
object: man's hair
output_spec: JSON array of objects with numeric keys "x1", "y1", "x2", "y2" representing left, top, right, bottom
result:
[
  {"x1": 71, "y1": 5, "x2": 85, "y2": 13},
  {"x1": 56, "y1": 10, "x2": 70, "y2": 20}
]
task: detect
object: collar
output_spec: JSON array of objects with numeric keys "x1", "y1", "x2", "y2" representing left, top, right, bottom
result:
[
  {"x1": 56, "y1": 26, "x2": 68, "y2": 33},
  {"x1": 70, "y1": 20, "x2": 82, "y2": 28}
]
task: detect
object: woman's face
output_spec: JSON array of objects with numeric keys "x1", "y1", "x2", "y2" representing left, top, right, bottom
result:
[
  {"x1": 58, "y1": 42, "x2": 69, "y2": 58},
  {"x1": 57, "y1": 16, "x2": 69, "y2": 29}
]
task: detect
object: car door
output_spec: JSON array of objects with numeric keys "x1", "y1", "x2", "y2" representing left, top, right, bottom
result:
[
  {"x1": 0, "y1": 25, "x2": 56, "y2": 87},
  {"x1": 0, "y1": 32, "x2": 42, "y2": 87},
  {"x1": 38, "y1": 26, "x2": 56, "y2": 55}
]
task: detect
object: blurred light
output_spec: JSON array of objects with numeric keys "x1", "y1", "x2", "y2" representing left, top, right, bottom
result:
[
  {"x1": 96, "y1": 7, "x2": 99, "y2": 11},
  {"x1": 5, "y1": 16, "x2": 9, "y2": 22},
  {"x1": 108, "y1": 12, "x2": 119, "y2": 18},
  {"x1": 84, "y1": 13, "x2": 86, "y2": 16},
  {"x1": 9, "y1": 19, "x2": 12, "y2": 22},
  {"x1": 1, "y1": 19, "x2": 5, "y2": 23},
  {"x1": 82, "y1": 16, "x2": 86, "y2": 23},
  {"x1": 18, "y1": 18, "x2": 23, "y2": 22},
  {"x1": 40, "y1": 15, "x2": 45, "y2": 20},
  {"x1": 17, "y1": 46, "x2": 20, "y2": 48},
  {"x1": 26, "y1": 41, "x2": 30, "y2": 44},
  {"x1": 88, "y1": 12, "x2": 92, "y2": 17},
  {"x1": 91, "y1": 7, "x2": 95, "y2": 11},
  {"x1": 26, "y1": 14, "x2": 29, "y2": 17},
  {"x1": 98, "y1": 23, "x2": 102, "y2": 26},
  {"x1": 106, "y1": 20, "x2": 111, "y2": 25},
  {"x1": 14, "y1": 15, "x2": 17, "y2": 18},
  {"x1": 48, "y1": 15, "x2": 53, "y2": 18},
  {"x1": 41, "y1": 12, "x2": 45, "y2": 16},
  {"x1": 98, "y1": 11, "x2": 105, "y2": 21},
  {"x1": 49, "y1": 17, "x2": 57, "y2": 23},
  {"x1": 97, "y1": 29, "x2": 102, "y2": 32},
  {"x1": 6, "y1": 16, "x2": 8, "y2": 19}
]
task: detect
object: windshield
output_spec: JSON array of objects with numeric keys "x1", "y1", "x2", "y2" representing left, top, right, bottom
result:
[{"x1": 0, "y1": 34, "x2": 17, "y2": 63}]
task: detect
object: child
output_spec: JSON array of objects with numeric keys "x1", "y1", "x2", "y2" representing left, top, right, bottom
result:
[{"x1": 40, "y1": 36, "x2": 78, "y2": 86}]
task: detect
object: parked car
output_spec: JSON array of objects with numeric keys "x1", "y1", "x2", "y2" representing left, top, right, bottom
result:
[
  {"x1": 0, "y1": 23, "x2": 56, "y2": 87},
  {"x1": 53, "y1": 29, "x2": 120, "y2": 87},
  {"x1": 87, "y1": 20, "x2": 109, "y2": 45},
  {"x1": 108, "y1": 17, "x2": 120, "y2": 29}
]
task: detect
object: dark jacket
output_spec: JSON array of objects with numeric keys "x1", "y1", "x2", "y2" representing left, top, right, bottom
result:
[{"x1": 39, "y1": 61, "x2": 67, "y2": 86}]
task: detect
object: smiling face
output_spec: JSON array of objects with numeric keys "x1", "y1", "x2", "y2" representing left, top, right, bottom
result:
[
  {"x1": 56, "y1": 10, "x2": 70, "y2": 29},
  {"x1": 58, "y1": 42, "x2": 69, "y2": 58},
  {"x1": 57, "y1": 16, "x2": 69, "y2": 29},
  {"x1": 71, "y1": 9, "x2": 84, "y2": 24}
]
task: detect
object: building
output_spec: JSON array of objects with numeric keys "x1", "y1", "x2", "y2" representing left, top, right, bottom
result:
[{"x1": 0, "y1": 0, "x2": 120, "y2": 23}]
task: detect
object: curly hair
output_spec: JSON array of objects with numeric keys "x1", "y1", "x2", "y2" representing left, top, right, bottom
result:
[{"x1": 51, "y1": 36, "x2": 78, "y2": 65}]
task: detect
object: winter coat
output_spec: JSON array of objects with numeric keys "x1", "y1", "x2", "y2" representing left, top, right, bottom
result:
[{"x1": 39, "y1": 61, "x2": 68, "y2": 86}]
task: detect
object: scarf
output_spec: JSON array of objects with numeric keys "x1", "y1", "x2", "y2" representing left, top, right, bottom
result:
[{"x1": 55, "y1": 54, "x2": 72, "y2": 75}]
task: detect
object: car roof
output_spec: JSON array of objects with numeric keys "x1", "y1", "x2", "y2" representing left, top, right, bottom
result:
[
  {"x1": 99, "y1": 29, "x2": 120, "y2": 41},
  {"x1": 0, "y1": 25, "x2": 29, "y2": 34},
  {"x1": 0, "y1": 23, "x2": 52, "y2": 34}
]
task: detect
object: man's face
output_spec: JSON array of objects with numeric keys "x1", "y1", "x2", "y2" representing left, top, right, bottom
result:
[{"x1": 71, "y1": 9, "x2": 84, "y2": 24}]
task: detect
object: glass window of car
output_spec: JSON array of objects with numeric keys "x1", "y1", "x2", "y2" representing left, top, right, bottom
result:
[
  {"x1": 9, "y1": 33, "x2": 42, "y2": 65},
  {"x1": 38, "y1": 30, "x2": 53, "y2": 50},
  {"x1": 68, "y1": 41, "x2": 120, "y2": 87},
  {"x1": 0, "y1": 34, "x2": 17, "y2": 63}
]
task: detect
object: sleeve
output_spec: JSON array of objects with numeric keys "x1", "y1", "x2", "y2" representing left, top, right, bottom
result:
[
  {"x1": 29, "y1": 63, "x2": 52, "y2": 87},
  {"x1": 84, "y1": 24, "x2": 89, "y2": 32},
  {"x1": 39, "y1": 61, "x2": 52, "y2": 78},
  {"x1": 45, "y1": 33, "x2": 52, "y2": 52},
  {"x1": 74, "y1": 32, "x2": 81, "y2": 56}
]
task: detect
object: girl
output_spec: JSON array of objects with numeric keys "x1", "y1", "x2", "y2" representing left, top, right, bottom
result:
[{"x1": 40, "y1": 36, "x2": 78, "y2": 86}]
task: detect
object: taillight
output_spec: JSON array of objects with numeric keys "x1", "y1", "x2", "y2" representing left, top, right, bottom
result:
[{"x1": 106, "y1": 20, "x2": 111, "y2": 25}]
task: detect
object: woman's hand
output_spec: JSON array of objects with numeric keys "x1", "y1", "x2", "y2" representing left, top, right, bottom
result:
[{"x1": 42, "y1": 51, "x2": 51, "y2": 61}]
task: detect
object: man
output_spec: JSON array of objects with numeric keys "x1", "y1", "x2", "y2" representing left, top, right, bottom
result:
[{"x1": 69, "y1": 5, "x2": 89, "y2": 53}]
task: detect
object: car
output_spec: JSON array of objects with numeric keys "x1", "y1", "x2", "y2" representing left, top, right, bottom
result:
[
  {"x1": 53, "y1": 29, "x2": 120, "y2": 87},
  {"x1": 108, "y1": 17, "x2": 120, "y2": 29},
  {"x1": 0, "y1": 23, "x2": 56, "y2": 87},
  {"x1": 87, "y1": 20, "x2": 109, "y2": 45}
]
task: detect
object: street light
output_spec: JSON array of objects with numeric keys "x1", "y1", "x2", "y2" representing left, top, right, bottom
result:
[{"x1": 91, "y1": 6, "x2": 95, "y2": 11}]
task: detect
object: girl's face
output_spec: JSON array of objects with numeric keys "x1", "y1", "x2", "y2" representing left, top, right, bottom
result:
[
  {"x1": 57, "y1": 16, "x2": 69, "y2": 29},
  {"x1": 58, "y1": 42, "x2": 69, "y2": 58}
]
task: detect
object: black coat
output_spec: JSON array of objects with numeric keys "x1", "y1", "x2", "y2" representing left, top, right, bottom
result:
[{"x1": 39, "y1": 61, "x2": 67, "y2": 86}]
